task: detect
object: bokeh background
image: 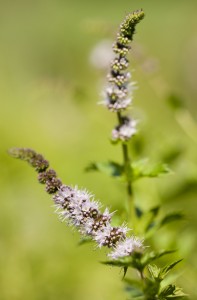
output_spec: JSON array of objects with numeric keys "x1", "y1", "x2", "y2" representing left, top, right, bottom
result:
[{"x1": 1, "y1": 0, "x2": 197, "y2": 299}]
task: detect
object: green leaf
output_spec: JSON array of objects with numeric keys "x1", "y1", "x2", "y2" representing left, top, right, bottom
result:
[
  {"x1": 159, "y1": 259, "x2": 183, "y2": 280},
  {"x1": 85, "y1": 161, "x2": 123, "y2": 177},
  {"x1": 131, "y1": 159, "x2": 170, "y2": 181},
  {"x1": 159, "y1": 284, "x2": 176, "y2": 297},
  {"x1": 159, "y1": 285, "x2": 187, "y2": 299},
  {"x1": 159, "y1": 212, "x2": 185, "y2": 228},
  {"x1": 148, "y1": 264, "x2": 161, "y2": 279}
]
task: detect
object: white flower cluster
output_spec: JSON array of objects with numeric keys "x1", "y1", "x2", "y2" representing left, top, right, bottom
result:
[
  {"x1": 108, "y1": 237, "x2": 143, "y2": 260},
  {"x1": 112, "y1": 117, "x2": 137, "y2": 141},
  {"x1": 102, "y1": 85, "x2": 132, "y2": 112},
  {"x1": 53, "y1": 185, "x2": 143, "y2": 259}
]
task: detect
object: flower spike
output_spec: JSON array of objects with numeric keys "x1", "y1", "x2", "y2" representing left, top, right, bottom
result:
[
  {"x1": 9, "y1": 147, "x2": 143, "y2": 259},
  {"x1": 102, "y1": 9, "x2": 145, "y2": 112}
]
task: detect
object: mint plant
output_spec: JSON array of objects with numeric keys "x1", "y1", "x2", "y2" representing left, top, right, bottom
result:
[{"x1": 9, "y1": 10, "x2": 187, "y2": 300}]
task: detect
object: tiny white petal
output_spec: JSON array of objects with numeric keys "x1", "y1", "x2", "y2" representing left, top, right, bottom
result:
[
  {"x1": 93, "y1": 225, "x2": 112, "y2": 247},
  {"x1": 108, "y1": 236, "x2": 144, "y2": 259}
]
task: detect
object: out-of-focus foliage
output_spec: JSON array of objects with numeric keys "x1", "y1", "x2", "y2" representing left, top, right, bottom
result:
[{"x1": 1, "y1": 0, "x2": 197, "y2": 299}]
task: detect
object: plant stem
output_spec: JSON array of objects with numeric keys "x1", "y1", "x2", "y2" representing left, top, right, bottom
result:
[{"x1": 117, "y1": 112, "x2": 135, "y2": 228}]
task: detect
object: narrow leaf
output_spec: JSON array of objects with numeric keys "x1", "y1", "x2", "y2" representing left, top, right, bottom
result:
[
  {"x1": 160, "y1": 212, "x2": 184, "y2": 228},
  {"x1": 159, "y1": 259, "x2": 183, "y2": 279}
]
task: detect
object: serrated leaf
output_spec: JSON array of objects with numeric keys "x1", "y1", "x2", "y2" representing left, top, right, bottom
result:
[
  {"x1": 85, "y1": 161, "x2": 123, "y2": 177},
  {"x1": 148, "y1": 264, "x2": 161, "y2": 279},
  {"x1": 159, "y1": 212, "x2": 185, "y2": 228},
  {"x1": 159, "y1": 285, "x2": 187, "y2": 299},
  {"x1": 159, "y1": 284, "x2": 176, "y2": 297},
  {"x1": 131, "y1": 159, "x2": 170, "y2": 181},
  {"x1": 159, "y1": 259, "x2": 183, "y2": 280}
]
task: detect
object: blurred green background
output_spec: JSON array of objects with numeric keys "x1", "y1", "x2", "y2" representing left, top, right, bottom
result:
[{"x1": 1, "y1": 0, "x2": 197, "y2": 299}]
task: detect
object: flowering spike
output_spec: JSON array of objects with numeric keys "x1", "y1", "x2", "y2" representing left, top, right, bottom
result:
[
  {"x1": 101, "y1": 9, "x2": 145, "y2": 112},
  {"x1": 9, "y1": 147, "x2": 143, "y2": 259}
]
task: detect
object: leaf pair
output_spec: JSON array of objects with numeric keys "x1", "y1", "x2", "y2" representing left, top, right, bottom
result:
[{"x1": 86, "y1": 158, "x2": 170, "y2": 182}]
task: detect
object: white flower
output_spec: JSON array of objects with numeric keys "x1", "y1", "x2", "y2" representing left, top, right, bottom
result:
[
  {"x1": 80, "y1": 218, "x2": 95, "y2": 235},
  {"x1": 103, "y1": 207, "x2": 115, "y2": 220},
  {"x1": 119, "y1": 223, "x2": 130, "y2": 236},
  {"x1": 108, "y1": 236, "x2": 143, "y2": 259},
  {"x1": 81, "y1": 198, "x2": 101, "y2": 213},
  {"x1": 112, "y1": 117, "x2": 137, "y2": 141},
  {"x1": 106, "y1": 98, "x2": 132, "y2": 112},
  {"x1": 100, "y1": 83, "x2": 137, "y2": 112},
  {"x1": 106, "y1": 86, "x2": 128, "y2": 100},
  {"x1": 93, "y1": 224, "x2": 129, "y2": 248},
  {"x1": 53, "y1": 185, "x2": 74, "y2": 206},
  {"x1": 93, "y1": 224, "x2": 113, "y2": 247}
]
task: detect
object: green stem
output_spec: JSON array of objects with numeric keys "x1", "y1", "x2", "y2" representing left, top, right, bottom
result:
[{"x1": 117, "y1": 112, "x2": 135, "y2": 228}]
